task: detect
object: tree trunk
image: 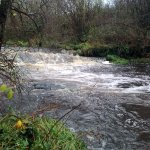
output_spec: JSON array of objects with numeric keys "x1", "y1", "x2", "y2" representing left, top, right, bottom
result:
[{"x1": 0, "y1": 0, "x2": 12, "y2": 50}]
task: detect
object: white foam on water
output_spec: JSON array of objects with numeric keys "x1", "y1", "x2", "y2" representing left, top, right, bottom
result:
[
  {"x1": 102, "y1": 61, "x2": 112, "y2": 65},
  {"x1": 15, "y1": 51, "x2": 150, "y2": 94}
]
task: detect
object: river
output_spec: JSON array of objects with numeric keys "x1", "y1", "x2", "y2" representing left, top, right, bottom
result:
[{"x1": 5, "y1": 48, "x2": 150, "y2": 149}]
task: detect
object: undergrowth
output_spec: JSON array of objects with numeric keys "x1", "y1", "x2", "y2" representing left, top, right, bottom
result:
[
  {"x1": 0, "y1": 114, "x2": 86, "y2": 150},
  {"x1": 106, "y1": 55, "x2": 129, "y2": 64},
  {"x1": 106, "y1": 54, "x2": 150, "y2": 65}
]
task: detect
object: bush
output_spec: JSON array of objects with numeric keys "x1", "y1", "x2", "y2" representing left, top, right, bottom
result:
[
  {"x1": 0, "y1": 84, "x2": 14, "y2": 100},
  {"x1": 6, "y1": 40, "x2": 28, "y2": 47},
  {"x1": 106, "y1": 55, "x2": 129, "y2": 64},
  {"x1": 17, "y1": 41, "x2": 28, "y2": 47},
  {"x1": 0, "y1": 115, "x2": 86, "y2": 150},
  {"x1": 79, "y1": 45, "x2": 113, "y2": 57},
  {"x1": 68, "y1": 42, "x2": 91, "y2": 51},
  {"x1": 6, "y1": 40, "x2": 16, "y2": 46}
]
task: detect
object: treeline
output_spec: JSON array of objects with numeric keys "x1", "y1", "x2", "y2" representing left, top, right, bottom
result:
[{"x1": 3, "y1": 0, "x2": 150, "y2": 58}]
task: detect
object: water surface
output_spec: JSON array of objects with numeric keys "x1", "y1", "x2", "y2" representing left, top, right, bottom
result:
[{"x1": 10, "y1": 49, "x2": 150, "y2": 149}]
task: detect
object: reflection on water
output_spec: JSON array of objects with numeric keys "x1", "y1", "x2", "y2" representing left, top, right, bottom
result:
[{"x1": 13, "y1": 50, "x2": 150, "y2": 149}]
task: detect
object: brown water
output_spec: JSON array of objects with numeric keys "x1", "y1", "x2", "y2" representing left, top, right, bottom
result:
[{"x1": 6, "y1": 49, "x2": 150, "y2": 149}]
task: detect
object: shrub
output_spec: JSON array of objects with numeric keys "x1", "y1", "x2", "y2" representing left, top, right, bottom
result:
[
  {"x1": 69, "y1": 42, "x2": 91, "y2": 51},
  {"x1": 6, "y1": 40, "x2": 28, "y2": 47},
  {"x1": 6, "y1": 40, "x2": 16, "y2": 46},
  {"x1": 79, "y1": 45, "x2": 112, "y2": 57},
  {"x1": 106, "y1": 55, "x2": 129, "y2": 64},
  {"x1": 17, "y1": 41, "x2": 28, "y2": 47},
  {"x1": 0, "y1": 84, "x2": 14, "y2": 100}
]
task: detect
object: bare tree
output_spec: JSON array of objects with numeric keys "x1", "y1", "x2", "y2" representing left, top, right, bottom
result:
[
  {"x1": 0, "y1": 0, "x2": 13, "y2": 50},
  {"x1": 0, "y1": 0, "x2": 48, "y2": 49},
  {"x1": 57, "y1": 0, "x2": 95, "y2": 42},
  {"x1": 114, "y1": 0, "x2": 150, "y2": 46}
]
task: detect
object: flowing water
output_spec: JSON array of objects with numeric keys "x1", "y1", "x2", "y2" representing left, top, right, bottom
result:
[{"x1": 6, "y1": 48, "x2": 150, "y2": 149}]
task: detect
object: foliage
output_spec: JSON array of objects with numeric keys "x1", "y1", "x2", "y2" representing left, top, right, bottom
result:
[
  {"x1": 69, "y1": 42, "x2": 91, "y2": 51},
  {"x1": 6, "y1": 40, "x2": 28, "y2": 47},
  {"x1": 0, "y1": 52, "x2": 20, "y2": 85},
  {"x1": 106, "y1": 54, "x2": 150, "y2": 65},
  {"x1": 79, "y1": 45, "x2": 112, "y2": 57},
  {"x1": 17, "y1": 41, "x2": 28, "y2": 47},
  {"x1": 106, "y1": 55, "x2": 129, "y2": 65},
  {"x1": 6, "y1": 40, "x2": 16, "y2": 46},
  {"x1": 0, "y1": 84, "x2": 14, "y2": 100},
  {"x1": 1, "y1": 0, "x2": 149, "y2": 60},
  {"x1": 129, "y1": 57, "x2": 150, "y2": 64},
  {"x1": 1, "y1": 0, "x2": 150, "y2": 55},
  {"x1": 55, "y1": 42, "x2": 91, "y2": 51},
  {"x1": 48, "y1": 41, "x2": 62, "y2": 49},
  {"x1": 0, "y1": 115, "x2": 86, "y2": 150}
]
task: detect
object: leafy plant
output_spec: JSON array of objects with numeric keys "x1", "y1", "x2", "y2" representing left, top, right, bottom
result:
[
  {"x1": 0, "y1": 84, "x2": 14, "y2": 100},
  {"x1": 0, "y1": 115, "x2": 86, "y2": 150},
  {"x1": 17, "y1": 41, "x2": 28, "y2": 47}
]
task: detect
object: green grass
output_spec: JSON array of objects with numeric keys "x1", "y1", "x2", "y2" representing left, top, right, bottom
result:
[
  {"x1": 106, "y1": 54, "x2": 150, "y2": 65},
  {"x1": 106, "y1": 55, "x2": 129, "y2": 64},
  {"x1": 0, "y1": 114, "x2": 86, "y2": 150}
]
